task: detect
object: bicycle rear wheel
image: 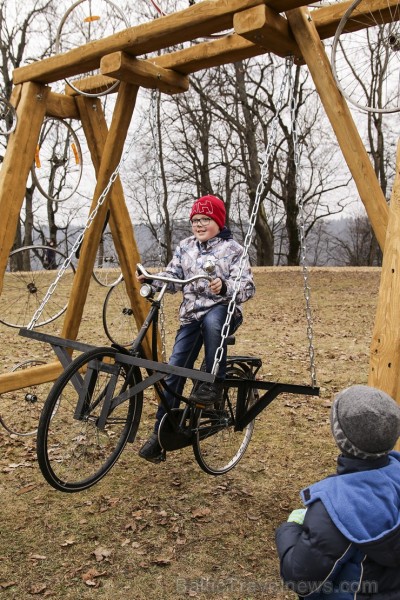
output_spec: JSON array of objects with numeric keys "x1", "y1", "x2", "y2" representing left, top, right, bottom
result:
[
  {"x1": 192, "y1": 365, "x2": 258, "y2": 475},
  {"x1": 37, "y1": 346, "x2": 142, "y2": 492}
]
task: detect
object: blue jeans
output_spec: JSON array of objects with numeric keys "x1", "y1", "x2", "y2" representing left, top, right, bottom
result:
[{"x1": 154, "y1": 304, "x2": 242, "y2": 431}]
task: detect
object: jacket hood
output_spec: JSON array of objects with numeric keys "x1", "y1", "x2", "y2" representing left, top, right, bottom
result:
[{"x1": 301, "y1": 452, "x2": 400, "y2": 567}]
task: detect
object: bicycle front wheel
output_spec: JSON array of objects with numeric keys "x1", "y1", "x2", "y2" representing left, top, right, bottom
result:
[
  {"x1": 192, "y1": 365, "x2": 258, "y2": 476},
  {"x1": 37, "y1": 347, "x2": 143, "y2": 492}
]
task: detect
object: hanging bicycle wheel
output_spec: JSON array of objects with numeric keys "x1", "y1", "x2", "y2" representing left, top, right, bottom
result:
[
  {"x1": 332, "y1": 0, "x2": 400, "y2": 113},
  {"x1": 55, "y1": 0, "x2": 130, "y2": 97},
  {"x1": 92, "y1": 227, "x2": 122, "y2": 287},
  {"x1": 0, "y1": 96, "x2": 17, "y2": 135},
  {"x1": 0, "y1": 359, "x2": 53, "y2": 436},
  {"x1": 192, "y1": 364, "x2": 258, "y2": 476},
  {"x1": 103, "y1": 279, "x2": 138, "y2": 346},
  {"x1": 31, "y1": 117, "x2": 83, "y2": 203},
  {"x1": 36, "y1": 346, "x2": 143, "y2": 492},
  {"x1": 0, "y1": 245, "x2": 75, "y2": 329}
]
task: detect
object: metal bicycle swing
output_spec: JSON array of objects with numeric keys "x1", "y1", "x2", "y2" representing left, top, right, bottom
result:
[{"x1": 18, "y1": 55, "x2": 320, "y2": 490}]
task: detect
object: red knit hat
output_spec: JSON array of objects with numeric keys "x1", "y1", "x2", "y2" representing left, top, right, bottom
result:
[{"x1": 189, "y1": 195, "x2": 226, "y2": 229}]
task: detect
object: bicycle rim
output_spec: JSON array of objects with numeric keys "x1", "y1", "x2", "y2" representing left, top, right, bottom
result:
[
  {"x1": 192, "y1": 366, "x2": 257, "y2": 475},
  {"x1": 331, "y1": 0, "x2": 400, "y2": 113},
  {"x1": 0, "y1": 360, "x2": 50, "y2": 436},
  {"x1": 102, "y1": 279, "x2": 137, "y2": 346},
  {"x1": 0, "y1": 245, "x2": 75, "y2": 328},
  {"x1": 37, "y1": 347, "x2": 142, "y2": 492}
]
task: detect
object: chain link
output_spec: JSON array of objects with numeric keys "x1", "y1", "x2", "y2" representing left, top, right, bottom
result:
[
  {"x1": 288, "y1": 60, "x2": 317, "y2": 388},
  {"x1": 27, "y1": 119, "x2": 137, "y2": 330},
  {"x1": 150, "y1": 90, "x2": 167, "y2": 360},
  {"x1": 211, "y1": 58, "x2": 292, "y2": 376}
]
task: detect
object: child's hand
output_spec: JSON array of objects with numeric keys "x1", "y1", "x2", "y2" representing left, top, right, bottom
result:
[
  {"x1": 209, "y1": 277, "x2": 223, "y2": 295},
  {"x1": 287, "y1": 508, "x2": 307, "y2": 525}
]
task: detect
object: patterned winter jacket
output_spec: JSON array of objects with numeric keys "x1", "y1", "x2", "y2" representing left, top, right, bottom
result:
[
  {"x1": 152, "y1": 228, "x2": 255, "y2": 325},
  {"x1": 275, "y1": 452, "x2": 400, "y2": 599}
]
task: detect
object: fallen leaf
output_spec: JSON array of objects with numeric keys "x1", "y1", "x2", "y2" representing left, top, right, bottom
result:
[
  {"x1": 191, "y1": 507, "x2": 211, "y2": 519},
  {"x1": 92, "y1": 547, "x2": 113, "y2": 562}
]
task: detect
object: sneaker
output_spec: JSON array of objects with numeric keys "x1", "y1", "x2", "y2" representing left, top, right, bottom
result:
[
  {"x1": 190, "y1": 381, "x2": 224, "y2": 408},
  {"x1": 138, "y1": 433, "x2": 165, "y2": 464}
]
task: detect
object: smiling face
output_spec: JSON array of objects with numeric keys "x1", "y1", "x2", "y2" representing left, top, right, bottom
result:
[{"x1": 190, "y1": 215, "x2": 220, "y2": 242}]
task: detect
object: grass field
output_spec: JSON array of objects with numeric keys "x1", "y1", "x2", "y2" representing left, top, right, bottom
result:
[{"x1": 0, "y1": 267, "x2": 382, "y2": 599}]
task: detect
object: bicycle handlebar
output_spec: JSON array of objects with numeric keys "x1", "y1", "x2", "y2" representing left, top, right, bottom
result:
[{"x1": 137, "y1": 263, "x2": 211, "y2": 286}]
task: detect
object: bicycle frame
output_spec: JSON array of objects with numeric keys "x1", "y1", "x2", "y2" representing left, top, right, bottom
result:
[{"x1": 20, "y1": 265, "x2": 319, "y2": 442}]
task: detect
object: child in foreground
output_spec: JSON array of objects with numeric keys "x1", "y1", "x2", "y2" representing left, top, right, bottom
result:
[{"x1": 275, "y1": 384, "x2": 400, "y2": 599}]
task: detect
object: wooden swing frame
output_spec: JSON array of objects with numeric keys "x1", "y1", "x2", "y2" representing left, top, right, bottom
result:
[{"x1": 0, "y1": 0, "x2": 398, "y2": 406}]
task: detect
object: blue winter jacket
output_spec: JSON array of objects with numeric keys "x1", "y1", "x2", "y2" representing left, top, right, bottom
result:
[{"x1": 275, "y1": 452, "x2": 400, "y2": 599}]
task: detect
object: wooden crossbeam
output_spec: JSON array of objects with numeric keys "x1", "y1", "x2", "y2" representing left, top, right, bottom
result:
[
  {"x1": 13, "y1": 0, "x2": 270, "y2": 85},
  {"x1": 12, "y1": 0, "x2": 329, "y2": 87},
  {"x1": 100, "y1": 54, "x2": 189, "y2": 95},
  {"x1": 46, "y1": 91, "x2": 79, "y2": 118},
  {"x1": 234, "y1": 5, "x2": 301, "y2": 58},
  {"x1": 0, "y1": 361, "x2": 63, "y2": 394}
]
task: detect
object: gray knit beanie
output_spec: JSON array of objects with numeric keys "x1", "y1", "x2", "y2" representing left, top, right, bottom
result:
[{"x1": 330, "y1": 385, "x2": 400, "y2": 459}]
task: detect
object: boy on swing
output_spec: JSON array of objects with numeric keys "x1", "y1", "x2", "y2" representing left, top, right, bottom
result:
[{"x1": 137, "y1": 195, "x2": 255, "y2": 463}]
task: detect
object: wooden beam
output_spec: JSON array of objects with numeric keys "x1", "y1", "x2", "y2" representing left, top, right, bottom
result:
[
  {"x1": 12, "y1": 0, "x2": 270, "y2": 86},
  {"x1": 0, "y1": 361, "x2": 63, "y2": 394},
  {"x1": 234, "y1": 5, "x2": 301, "y2": 58},
  {"x1": 60, "y1": 82, "x2": 138, "y2": 342},
  {"x1": 46, "y1": 90, "x2": 79, "y2": 118},
  {"x1": 312, "y1": 0, "x2": 400, "y2": 41},
  {"x1": 152, "y1": 33, "x2": 268, "y2": 75},
  {"x1": 75, "y1": 95, "x2": 155, "y2": 359},
  {"x1": 100, "y1": 53, "x2": 189, "y2": 95},
  {"x1": 286, "y1": 6, "x2": 389, "y2": 250},
  {"x1": 0, "y1": 82, "x2": 50, "y2": 293},
  {"x1": 369, "y1": 141, "x2": 400, "y2": 402}
]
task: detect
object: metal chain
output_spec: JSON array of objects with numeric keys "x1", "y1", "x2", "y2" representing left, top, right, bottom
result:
[
  {"x1": 288, "y1": 61, "x2": 317, "y2": 388},
  {"x1": 27, "y1": 123, "x2": 137, "y2": 330},
  {"x1": 211, "y1": 58, "x2": 292, "y2": 376},
  {"x1": 150, "y1": 89, "x2": 167, "y2": 361}
]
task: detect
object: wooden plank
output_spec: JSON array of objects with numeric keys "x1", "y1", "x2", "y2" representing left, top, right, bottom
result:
[
  {"x1": 152, "y1": 33, "x2": 268, "y2": 74},
  {"x1": 45, "y1": 90, "x2": 79, "y2": 118},
  {"x1": 0, "y1": 361, "x2": 63, "y2": 394},
  {"x1": 60, "y1": 82, "x2": 138, "y2": 342},
  {"x1": 234, "y1": 5, "x2": 301, "y2": 58},
  {"x1": 286, "y1": 6, "x2": 389, "y2": 250},
  {"x1": 0, "y1": 82, "x2": 50, "y2": 294},
  {"x1": 312, "y1": 0, "x2": 399, "y2": 41},
  {"x1": 12, "y1": 0, "x2": 270, "y2": 85},
  {"x1": 369, "y1": 142, "x2": 400, "y2": 404},
  {"x1": 100, "y1": 53, "x2": 189, "y2": 95},
  {"x1": 75, "y1": 95, "x2": 155, "y2": 359}
]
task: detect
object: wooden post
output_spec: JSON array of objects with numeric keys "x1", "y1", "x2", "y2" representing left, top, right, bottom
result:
[
  {"x1": 0, "y1": 82, "x2": 50, "y2": 292},
  {"x1": 286, "y1": 6, "x2": 389, "y2": 251},
  {"x1": 60, "y1": 82, "x2": 138, "y2": 342},
  {"x1": 76, "y1": 95, "x2": 154, "y2": 358},
  {"x1": 369, "y1": 142, "x2": 400, "y2": 401}
]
